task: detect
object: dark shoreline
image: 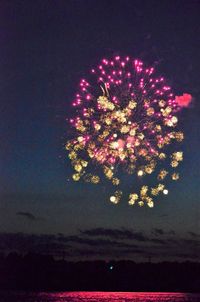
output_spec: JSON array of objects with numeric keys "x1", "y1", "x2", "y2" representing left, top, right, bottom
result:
[{"x1": 0, "y1": 253, "x2": 200, "y2": 292}]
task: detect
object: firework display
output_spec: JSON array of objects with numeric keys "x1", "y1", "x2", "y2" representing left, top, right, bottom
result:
[{"x1": 66, "y1": 56, "x2": 192, "y2": 207}]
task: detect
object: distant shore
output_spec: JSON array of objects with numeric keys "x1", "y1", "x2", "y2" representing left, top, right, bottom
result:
[{"x1": 0, "y1": 253, "x2": 200, "y2": 292}]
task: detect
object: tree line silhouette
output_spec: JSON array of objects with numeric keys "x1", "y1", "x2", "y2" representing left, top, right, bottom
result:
[{"x1": 0, "y1": 252, "x2": 200, "y2": 292}]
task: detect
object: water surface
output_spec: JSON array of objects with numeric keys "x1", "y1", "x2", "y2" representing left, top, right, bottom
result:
[{"x1": 0, "y1": 291, "x2": 200, "y2": 302}]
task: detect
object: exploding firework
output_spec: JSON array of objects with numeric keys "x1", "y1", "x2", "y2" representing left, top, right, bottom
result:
[{"x1": 65, "y1": 55, "x2": 192, "y2": 207}]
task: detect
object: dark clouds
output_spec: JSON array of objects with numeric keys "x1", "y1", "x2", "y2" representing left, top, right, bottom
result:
[
  {"x1": 65, "y1": 236, "x2": 137, "y2": 249},
  {"x1": 81, "y1": 228, "x2": 147, "y2": 241},
  {"x1": 81, "y1": 227, "x2": 172, "y2": 244},
  {"x1": 0, "y1": 233, "x2": 69, "y2": 255},
  {"x1": 152, "y1": 228, "x2": 175, "y2": 236},
  {"x1": 16, "y1": 212, "x2": 38, "y2": 221},
  {"x1": 188, "y1": 231, "x2": 200, "y2": 238},
  {"x1": 152, "y1": 228, "x2": 164, "y2": 235},
  {"x1": 0, "y1": 228, "x2": 199, "y2": 261},
  {"x1": 150, "y1": 238, "x2": 166, "y2": 245}
]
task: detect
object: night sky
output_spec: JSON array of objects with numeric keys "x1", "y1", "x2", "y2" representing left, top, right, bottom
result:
[{"x1": 0, "y1": 0, "x2": 200, "y2": 262}]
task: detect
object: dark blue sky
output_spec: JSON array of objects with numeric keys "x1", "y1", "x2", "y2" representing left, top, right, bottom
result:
[{"x1": 0, "y1": 0, "x2": 200, "y2": 261}]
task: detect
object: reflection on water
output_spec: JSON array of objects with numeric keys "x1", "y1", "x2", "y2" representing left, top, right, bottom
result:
[{"x1": 0, "y1": 291, "x2": 200, "y2": 302}]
